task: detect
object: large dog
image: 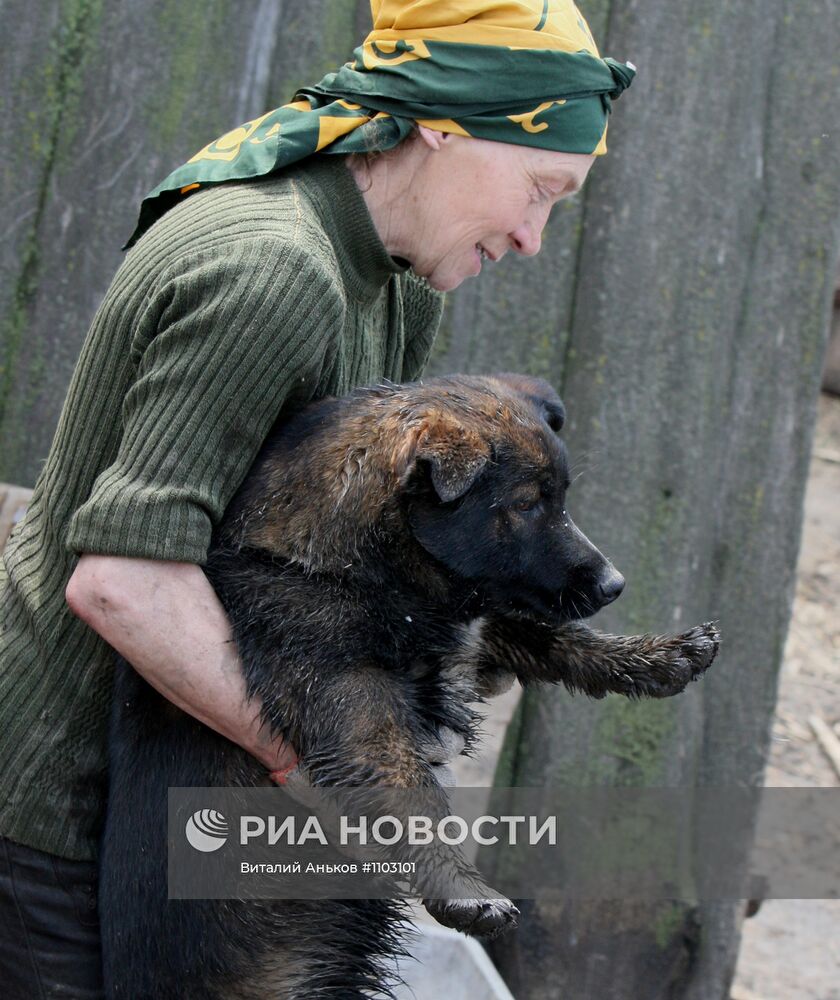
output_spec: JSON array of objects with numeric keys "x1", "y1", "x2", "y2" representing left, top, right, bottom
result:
[{"x1": 101, "y1": 373, "x2": 718, "y2": 999}]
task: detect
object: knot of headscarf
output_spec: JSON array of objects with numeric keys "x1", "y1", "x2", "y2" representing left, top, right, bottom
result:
[
  {"x1": 603, "y1": 57, "x2": 636, "y2": 99},
  {"x1": 125, "y1": 0, "x2": 635, "y2": 248}
]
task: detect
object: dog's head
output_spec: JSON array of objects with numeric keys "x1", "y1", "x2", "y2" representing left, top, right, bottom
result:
[
  {"x1": 226, "y1": 373, "x2": 623, "y2": 622},
  {"x1": 399, "y1": 374, "x2": 624, "y2": 623}
]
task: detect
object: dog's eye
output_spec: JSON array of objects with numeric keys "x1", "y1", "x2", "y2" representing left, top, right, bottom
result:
[{"x1": 511, "y1": 498, "x2": 541, "y2": 515}]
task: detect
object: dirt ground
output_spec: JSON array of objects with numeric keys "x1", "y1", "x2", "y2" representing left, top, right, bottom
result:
[
  {"x1": 730, "y1": 392, "x2": 840, "y2": 1000},
  {"x1": 448, "y1": 392, "x2": 840, "y2": 1000}
]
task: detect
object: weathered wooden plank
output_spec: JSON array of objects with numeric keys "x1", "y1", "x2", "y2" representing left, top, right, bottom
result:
[
  {"x1": 426, "y1": 4, "x2": 611, "y2": 386},
  {"x1": 0, "y1": 0, "x2": 65, "y2": 479},
  {"x1": 0, "y1": 0, "x2": 365, "y2": 486},
  {"x1": 488, "y1": 2, "x2": 840, "y2": 997},
  {"x1": 267, "y1": 0, "x2": 365, "y2": 107},
  {"x1": 3, "y1": 3, "x2": 839, "y2": 995}
]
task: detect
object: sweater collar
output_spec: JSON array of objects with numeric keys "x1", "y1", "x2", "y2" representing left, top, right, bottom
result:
[{"x1": 294, "y1": 155, "x2": 407, "y2": 301}]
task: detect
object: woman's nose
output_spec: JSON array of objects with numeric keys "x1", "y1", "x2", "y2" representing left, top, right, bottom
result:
[
  {"x1": 509, "y1": 225, "x2": 541, "y2": 256},
  {"x1": 509, "y1": 216, "x2": 544, "y2": 257}
]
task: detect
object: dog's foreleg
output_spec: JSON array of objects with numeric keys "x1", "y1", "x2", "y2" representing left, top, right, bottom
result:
[{"x1": 463, "y1": 617, "x2": 719, "y2": 700}]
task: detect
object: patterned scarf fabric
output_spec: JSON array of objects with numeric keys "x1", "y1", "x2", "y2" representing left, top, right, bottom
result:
[{"x1": 126, "y1": 0, "x2": 635, "y2": 248}]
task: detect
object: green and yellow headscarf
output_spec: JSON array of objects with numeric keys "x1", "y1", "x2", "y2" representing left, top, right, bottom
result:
[{"x1": 126, "y1": 0, "x2": 635, "y2": 248}]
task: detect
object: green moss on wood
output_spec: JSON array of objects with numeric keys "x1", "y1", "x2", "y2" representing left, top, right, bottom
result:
[
  {"x1": 493, "y1": 695, "x2": 525, "y2": 787},
  {"x1": 320, "y1": 0, "x2": 359, "y2": 66},
  {"x1": 591, "y1": 697, "x2": 676, "y2": 786},
  {"x1": 653, "y1": 901, "x2": 689, "y2": 950},
  {"x1": 0, "y1": 0, "x2": 103, "y2": 481},
  {"x1": 0, "y1": 236, "x2": 39, "y2": 478},
  {"x1": 49, "y1": 0, "x2": 105, "y2": 166},
  {"x1": 145, "y1": 0, "x2": 238, "y2": 151},
  {"x1": 271, "y1": 0, "x2": 360, "y2": 109}
]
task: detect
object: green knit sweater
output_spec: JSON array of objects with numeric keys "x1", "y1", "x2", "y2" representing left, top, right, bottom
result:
[{"x1": 0, "y1": 156, "x2": 444, "y2": 861}]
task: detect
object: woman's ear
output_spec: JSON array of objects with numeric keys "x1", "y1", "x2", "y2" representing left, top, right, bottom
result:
[{"x1": 416, "y1": 125, "x2": 446, "y2": 150}]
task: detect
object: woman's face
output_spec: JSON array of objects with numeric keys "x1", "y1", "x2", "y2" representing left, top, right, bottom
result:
[{"x1": 401, "y1": 130, "x2": 595, "y2": 292}]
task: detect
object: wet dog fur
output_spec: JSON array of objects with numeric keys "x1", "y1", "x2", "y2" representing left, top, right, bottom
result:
[{"x1": 100, "y1": 373, "x2": 718, "y2": 999}]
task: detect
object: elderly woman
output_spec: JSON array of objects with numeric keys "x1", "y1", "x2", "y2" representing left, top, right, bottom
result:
[{"x1": 0, "y1": 0, "x2": 633, "y2": 995}]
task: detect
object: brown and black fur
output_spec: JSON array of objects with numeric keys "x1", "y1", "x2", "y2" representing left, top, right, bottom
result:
[{"x1": 100, "y1": 373, "x2": 719, "y2": 999}]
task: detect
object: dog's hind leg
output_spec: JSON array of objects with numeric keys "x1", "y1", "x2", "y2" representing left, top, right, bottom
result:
[{"x1": 254, "y1": 661, "x2": 519, "y2": 939}]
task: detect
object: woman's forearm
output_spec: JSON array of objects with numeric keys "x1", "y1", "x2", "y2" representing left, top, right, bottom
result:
[{"x1": 65, "y1": 554, "x2": 297, "y2": 771}]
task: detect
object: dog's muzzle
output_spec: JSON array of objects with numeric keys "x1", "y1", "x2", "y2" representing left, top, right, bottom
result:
[{"x1": 597, "y1": 568, "x2": 625, "y2": 607}]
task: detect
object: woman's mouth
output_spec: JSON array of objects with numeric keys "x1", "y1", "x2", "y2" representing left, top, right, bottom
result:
[{"x1": 472, "y1": 243, "x2": 492, "y2": 274}]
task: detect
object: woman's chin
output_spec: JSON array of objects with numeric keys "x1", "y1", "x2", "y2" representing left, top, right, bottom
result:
[
  {"x1": 425, "y1": 268, "x2": 474, "y2": 293},
  {"x1": 424, "y1": 274, "x2": 455, "y2": 292}
]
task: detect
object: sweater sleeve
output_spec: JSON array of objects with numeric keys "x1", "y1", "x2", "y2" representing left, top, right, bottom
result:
[
  {"x1": 66, "y1": 238, "x2": 344, "y2": 563},
  {"x1": 399, "y1": 270, "x2": 445, "y2": 383}
]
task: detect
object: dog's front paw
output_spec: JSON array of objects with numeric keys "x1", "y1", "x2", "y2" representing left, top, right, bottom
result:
[
  {"x1": 678, "y1": 621, "x2": 720, "y2": 678},
  {"x1": 423, "y1": 895, "x2": 519, "y2": 939},
  {"x1": 644, "y1": 621, "x2": 720, "y2": 696}
]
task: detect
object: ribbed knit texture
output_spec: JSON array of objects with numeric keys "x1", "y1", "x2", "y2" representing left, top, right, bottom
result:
[{"x1": 0, "y1": 156, "x2": 443, "y2": 861}]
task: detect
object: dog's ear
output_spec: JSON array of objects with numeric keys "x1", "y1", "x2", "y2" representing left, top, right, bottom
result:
[
  {"x1": 488, "y1": 373, "x2": 565, "y2": 432},
  {"x1": 539, "y1": 397, "x2": 565, "y2": 433},
  {"x1": 423, "y1": 436, "x2": 489, "y2": 502},
  {"x1": 397, "y1": 416, "x2": 490, "y2": 502}
]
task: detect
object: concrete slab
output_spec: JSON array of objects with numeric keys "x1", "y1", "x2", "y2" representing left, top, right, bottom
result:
[{"x1": 391, "y1": 922, "x2": 514, "y2": 1000}]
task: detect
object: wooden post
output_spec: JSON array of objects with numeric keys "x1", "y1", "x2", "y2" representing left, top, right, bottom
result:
[
  {"x1": 0, "y1": 0, "x2": 366, "y2": 486},
  {"x1": 436, "y1": 2, "x2": 840, "y2": 997},
  {"x1": 0, "y1": 484, "x2": 31, "y2": 553},
  {"x1": 2, "y1": 3, "x2": 839, "y2": 997}
]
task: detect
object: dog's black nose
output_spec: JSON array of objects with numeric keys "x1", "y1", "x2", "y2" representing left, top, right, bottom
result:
[{"x1": 598, "y1": 570, "x2": 625, "y2": 606}]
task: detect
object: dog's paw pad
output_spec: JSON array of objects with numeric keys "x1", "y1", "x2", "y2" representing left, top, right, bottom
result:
[
  {"x1": 678, "y1": 622, "x2": 720, "y2": 677},
  {"x1": 424, "y1": 896, "x2": 519, "y2": 939}
]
